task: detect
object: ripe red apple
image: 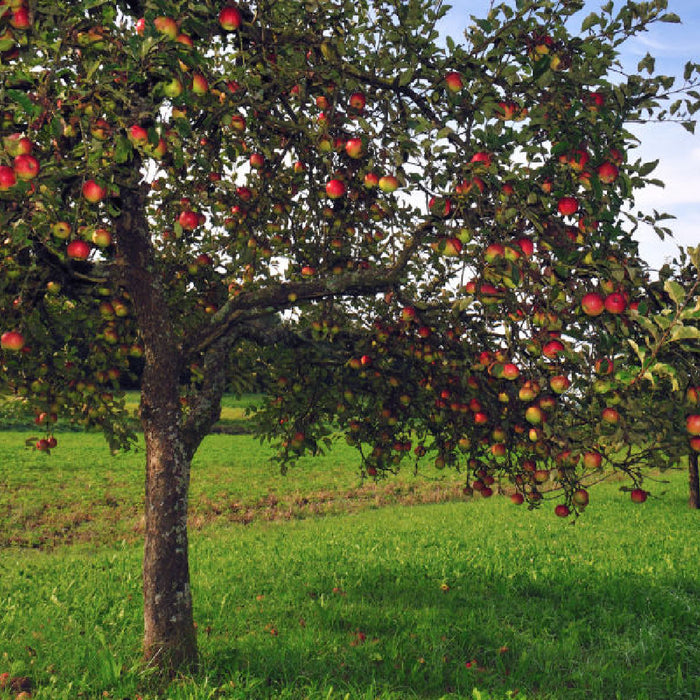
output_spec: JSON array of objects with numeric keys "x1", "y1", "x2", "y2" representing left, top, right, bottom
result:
[
  {"x1": 326, "y1": 178, "x2": 345, "y2": 199},
  {"x1": 0, "y1": 165, "x2": 17, "y2": 190},
  {"x1": 502, "y1": 363, "x2": 519, "y2": 380},
  {"x1": 689, "y1": 437, "x2": 700, "y2": 452},
  {"x1": 4, "y1": 133, "x2": 32, "y2": 156},
  {"x1": 630, "y1": 488, "x2": 647, "y2": 503},
  {"x1": 349, "y1": 92, "x2": 366, "y2": 111},
  {"x1": 128, "y1": 124, "x2": 148, "y2": 145},
  {"x1": 583, "y1": 451, "x2": 602, "y2": 469},
  {"x1": 597, "y1": 162, "x2": 619, "y2": 184},
  {"x1": 604, "y1": 292, "x2": 626, "y2": 314},
  {"x1": 510, "y1": 492, "x2": 524, "y2": 505},
  {"x1": 557, "y1": 196, "x2": 578, "y2": 217},
  {"x1": 219, "y1": 6, "x2": 242, "y2": 30},
  {"x1": 1, "y1": 330, "x2": 24, "y2": 350},
  {"x1": 82, "y1": 179, "x2": 106, "y2": 203},
  {"x1": 432, "y1": 237, "x2": 462, "y2": 256},
  {"x1": 178, "y1": 210, "x2": 199, "y2": 230},
  {"x1": 687, "y1": 414, "x2": 700, "y2": 436},
  {"x1": 67, "y1": 240, "x2": 91, "y2": 260},
  {"x1": 249, "y1": 153, "x2": 264, "y2": 169},
  {"x1": 581, "y1": 292, "x2": 604, "y2": 316},
  {"x1": 363, "y1": 172, "x2": 379, "y2": 188},
  {"x1": 445, "y1": 71, "x2": 463, "y2": 92},
  {"x1": 378, "y1": 175, "x2": 399, "y2": 192},
  {"x1": 154, "y1": 16, "x2": 178, "y2": 39},
  {"x1": 10, "y1": 7, "x2": 31, "y2": 30},
  {"x1": 484, "y1": 243, "x2": 504, "y2": 263},
  {"x1": 345, "y1": 137, "x2": 363, "y2": 158},
  {"x1": 601, "y1": 407, "x2": 620, "y2": 425},
  {"x1": 13, "y1": 153, "x2": 40, "y2": 180},
  {"x1": 542, "y1": 339, "x2": 565, "y2": 359},
  {"x1": 554, "y1": 504, "x2": 570, "y2": 517},
  {"x1": 470, "y1": 152, "x2": 492, "y2": 167}
]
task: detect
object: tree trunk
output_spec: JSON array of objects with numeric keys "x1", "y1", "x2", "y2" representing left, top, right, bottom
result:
[
  {"x1": 141, "y1": 408, "x2": 197, "y2": 671},
  {"x1": 689, "y1": 452, "x2": 699, "y2": 510},
  {"x1": 115, "y1": 183, "x2": 198, "y2": 673}
]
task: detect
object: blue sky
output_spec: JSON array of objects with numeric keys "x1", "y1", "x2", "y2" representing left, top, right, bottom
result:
[{"x1": 439, "y1": 0, "x2": 700, "y2": 270}]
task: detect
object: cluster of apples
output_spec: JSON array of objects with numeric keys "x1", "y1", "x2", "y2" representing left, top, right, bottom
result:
[
  {"x1": 686, "y1": 387, "x2": 700, "y2": 452},
  {"x1": 0, "y1": 0, "x2": 31, "y2": 62},
  {"x1": 0, "y1": 132, "x2": 39, "y2": 190}
]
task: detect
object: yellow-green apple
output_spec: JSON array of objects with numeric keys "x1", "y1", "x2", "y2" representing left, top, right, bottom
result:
[
  {"x1": 92, "y1": 228, "x2": 112, "y2": 248},
  {"x1": 432, "y1": 237, "x2": 462, "y2": 256},
  {"x1": 378, "y1": 174, "x2": 399, "y2": 192},
  {"x1": 581, "y1": 292, "x2": 604, "y2": 316},
  {"x1": 229, "y1": 114, "x2": 246, "y2": 131},
  {"x1": 572, "y1": 489, "x2": 589, "y2": 507},
  {"x1": 219, "y1": 6, "x2": 242, "y2": 30},
  {"x1": 484, "y1": 243, "x2": 504, "y2": 263},
  {"x1": 549, "y1": 375, "x2": 570, "y2": 393},
  {"x1": 525, "y1": 405, "x2": 543, "y2": 425},
  {"x1": 52, "y1": 221, "x2": 71, "y2": 239},
  {"x1": 154, "y1": 16, "x2": 178, "y2": 39},
  {"x1": 82, "y1": 179, "x2": 106, "y2": 202},
  {"x1": 4, "y1": 133, "x2": 32, "y2": 156},
  {"x1": 519, "y1": 380, "x2": 540, "y2": 401},
  {"x1": 191, "y1": 73, "x2": 208, "y2": 95},
  {"x1": 162, "y1": 77, "x2": 183, "y2": 98}
]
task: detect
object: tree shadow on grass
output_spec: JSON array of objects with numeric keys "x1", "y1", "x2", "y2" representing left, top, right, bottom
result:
[{"x1": 201, "y1": 561, "x2": 700, "y2": 699}]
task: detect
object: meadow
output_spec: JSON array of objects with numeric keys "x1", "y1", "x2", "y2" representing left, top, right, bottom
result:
[{"x1": 0, "y1": 410, "x2": 698, "y2": 699}]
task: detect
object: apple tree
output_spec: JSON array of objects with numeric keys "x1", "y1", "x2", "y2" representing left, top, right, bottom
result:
[{"x1": 1, "y1": 0, "x2": 699, "y2": 674}]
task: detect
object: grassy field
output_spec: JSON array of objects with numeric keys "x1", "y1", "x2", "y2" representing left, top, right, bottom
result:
[{"x1": 0, "y1": 428, "x2": 699, "y2": 699}]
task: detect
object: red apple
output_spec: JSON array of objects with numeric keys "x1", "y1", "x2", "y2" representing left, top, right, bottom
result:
[
  {"x1": 557, "y1": 196, "x2": 578, "y2": 217},
  {"x1": 542, "y1": 339, "x2": 565, "y2": 359},
  {"x1": 689, "y1": 437, "x2": 700, "y2": 452},
  {"x1": 129, "y1": 124, "x2": 148, "y2": 145},
  {"x1": 326, "y1": 178, "x2": 345, "y2": 199},
  {"x1": 687, "y1": 414, "x2": 700, "y2": 436},
  {"x1": 178, "y1": 210, "x2": 199, "y2": 230},
  {"x1": 484, "y1": 243, "x2": 505, "y2": 263},
  {"x1": 363, "y1": 172, "x2": 379, "y2": 188},
  {"x1": 10, "y1": 8, "x2": 31, "y2": 30},
  {"x1": 554, "y1": 504, "x2": 570, "y2": 517},
  {"x1": 470, "y1": 152, "x2": 492, "y2": 167},
  {"x1": 581, "y1": 292, "x2": 604, "y2": 316},
  {"x1": 4, "y1": 133, "x2": 32, "y2": 156},
  {"x1": 502, "y1": 363, "x2": 519, "y2": 380},
  {"x1": 604, "y1": 292, "x2": 626, "y2": 314},
  {"x1": 219, "y1": 6, "x2": 242, "y2": 30},
  {"x1": 349, "y1": 92, "x2": 366, "y2": 111},
  {"x1": 630, "y1": 488, "x2": 647, "y2": 503},
  {"x1": 82, "y1": 179, "x2": 106, "y2": 203},
  {"x1": 445, "y1": 71, "x2": 463, "y2": 92},
  {"x1": 67, "y1": 240, "x2": 91, "y2": 260},
  {"x1": 432, "y1": 237, "x2": 462, "y2": 256},
  {"x1": 597, "y1": 162, "x2": 619, "y2": 184},
  {"x1": 249, "y1": 153, "x2": 264, "y2": 169},
  {"x1": 510, "y1": 492, "x2": 524, "y2": 505},
  {"x1": 1, "y1": 330, "x2": 24, "y2": 350},
  {"x1": 345, "y1": 137, "x2": 363, "y2": 158},
  {"x1": 583, "y1": 451, "x2": 602, "y2": 469},
  {"x1": 0, "y1": 165, "x2": 17, "y2": 190},
  {"x1": 13, "y1": 153, "x2": 40, "y2": 180},
  {"x1": 601, "y1": 407, "x2": 620, "y2": 425}
]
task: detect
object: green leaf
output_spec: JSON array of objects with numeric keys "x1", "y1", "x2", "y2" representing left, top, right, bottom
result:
[
  {"x1": 659, "y1": 13, "x2": 681, "y2": 23},
  {"x1": 581, "y1": 13, "x2": 600, "y2": 31},
  {"x1": 663, "y1": 279, "x2": 685, "y2": 305},
  {"x1": 669, "y1": 325, "x2": 700, "y2": 342},
  {"x1": 638, "y1": 159, "x2": 659, "y2": 177}
]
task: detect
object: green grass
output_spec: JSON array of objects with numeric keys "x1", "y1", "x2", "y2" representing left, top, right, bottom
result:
[{"x1": 0, "y1": 431, "x2": 698, "y2": 699}]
